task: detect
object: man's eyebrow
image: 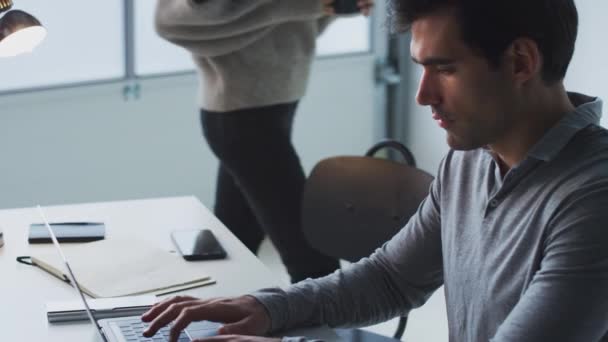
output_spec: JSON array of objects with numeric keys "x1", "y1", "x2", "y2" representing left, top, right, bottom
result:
[{"x1": 411, "y1": 56, "x2": 456, "y2": 66}]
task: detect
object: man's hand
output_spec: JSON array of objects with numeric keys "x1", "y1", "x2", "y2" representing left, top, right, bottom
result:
[
  {"x1": 141, "y1": 295, "x2": 272, "y2": 342},
  {"x1": 191, "y1": 335, "x2": 281, "y2": 342},
  {"x1": 323, "y1": 0, "x2": 375, "y2": 16}
]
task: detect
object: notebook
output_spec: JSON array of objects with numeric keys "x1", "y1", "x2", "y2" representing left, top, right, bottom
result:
[
  {"x1": 28, "y1": 236, "x2": 214, "y2": 298},
  {"x1": 46, "y1": 295, "x2": 156, "y2": 323}
]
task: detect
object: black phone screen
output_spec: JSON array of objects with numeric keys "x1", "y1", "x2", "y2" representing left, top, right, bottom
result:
[
  {"x1": 171, "y1": 229, "x2": 227, "y2": 261},
  {"x1": 333, "y1": 0, "x2": 359, "y2": 14}
]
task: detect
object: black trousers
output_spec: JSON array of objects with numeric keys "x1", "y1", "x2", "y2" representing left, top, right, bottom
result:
[{"x1": 201, "y1": 102, "x2": 339, "y2": 283}]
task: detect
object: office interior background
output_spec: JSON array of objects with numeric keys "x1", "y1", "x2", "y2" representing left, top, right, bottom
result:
[{"x1": 0, "y1": 0, "x2": 604, "y2": 341}]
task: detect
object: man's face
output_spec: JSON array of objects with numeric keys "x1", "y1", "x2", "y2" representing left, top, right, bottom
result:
[{"x1": 410, "y1": 9, "x2": 517, "y2": 150}]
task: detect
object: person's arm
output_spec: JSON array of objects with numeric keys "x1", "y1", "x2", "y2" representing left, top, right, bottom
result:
[
  {"x1": 492, "y1": 182, "x2": 608, "y2": 341},
  {"x1": 316, "y1": 16, "x2": 334, "y2": 36},
  {"x1": 155, "y1": 0, "x2": 326, "y2": 57},
  {"x1": 140, "y1": 159, "x2": 446, "y2": 342},
  {"x1": 252, "y1": 175, "x2": 445, "y2": 333}
]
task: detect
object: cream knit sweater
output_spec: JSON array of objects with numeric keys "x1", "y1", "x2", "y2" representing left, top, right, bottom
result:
[{"x1": 155, "y1": 0, "x2": 330, "y2": 112}]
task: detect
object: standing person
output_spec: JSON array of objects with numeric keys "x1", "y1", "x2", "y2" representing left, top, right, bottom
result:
[
  {"x1": 143, "y1": 0, "x2": 608, "y2": 341},
  {"x1": 155, "y1": 0, "x2": 374, "y2": 283}
]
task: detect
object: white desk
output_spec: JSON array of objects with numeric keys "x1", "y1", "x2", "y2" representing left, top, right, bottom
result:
[{"x1": 0, "y1": 196, "x2": 337, "y2": 341}]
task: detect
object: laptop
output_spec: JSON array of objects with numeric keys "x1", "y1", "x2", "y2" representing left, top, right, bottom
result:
[{"x1": 36, "y1": 205, "x2": 221, "y2": 342}]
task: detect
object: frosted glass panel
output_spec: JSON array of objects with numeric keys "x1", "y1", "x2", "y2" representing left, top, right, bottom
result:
[
  {"x1": 134, "y1": 0, "x2": 195, "y2": 76},
  {"x1": 0, "y1": 0, "x2": 124, "y2": 92},
  {"x1": 134, "y1": 3, "x2": 370, "y2": 76},
  {"x1": 565, "y1": 0, "x2": 608, "y2": 126},
  {"x1": 317, "y1": 16, "x2": 371, "y2": 56}
]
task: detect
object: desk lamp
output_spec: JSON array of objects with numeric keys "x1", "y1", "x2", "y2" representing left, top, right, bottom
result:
[{"x1": 0, "y1": 0, "x2": 46, "y2": 57}]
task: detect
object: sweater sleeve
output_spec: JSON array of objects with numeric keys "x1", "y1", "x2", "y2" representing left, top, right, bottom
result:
[
  {"x1": 155, "y1": 0, "x2": 324, "y2": 57},
  {"x1": 251, "y1": 177, "x2": 445, "y2": 335},
  {"x1": 316, "y1": 16, "x2": 335, "y2": 36}
]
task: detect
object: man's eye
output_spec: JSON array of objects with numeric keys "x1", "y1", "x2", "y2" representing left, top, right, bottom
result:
[{"x1": 436, "y1": 66, "x2": 455, "y2": 74}]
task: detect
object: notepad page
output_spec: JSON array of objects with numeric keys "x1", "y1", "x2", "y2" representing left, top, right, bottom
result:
[{"x1": 31, "y1": 238, "x2": 211, "y2": 298}]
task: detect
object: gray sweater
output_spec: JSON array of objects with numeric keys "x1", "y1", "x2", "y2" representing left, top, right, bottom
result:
[
  {"x1": 155, "y1": 0, "x2": 330, "y2": 111},
  {"x1": 253, "y1": 93, "x2": 608, "y2": 341}
]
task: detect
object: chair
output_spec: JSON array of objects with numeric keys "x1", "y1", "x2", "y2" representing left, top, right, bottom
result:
[{"x1": 301, "y1": 140, "x2": 434, "y2": 341}]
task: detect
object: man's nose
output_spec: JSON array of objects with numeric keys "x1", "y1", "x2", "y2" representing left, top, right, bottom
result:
[{"x1": 416, "y1": 70, "x2": 439, "y2": 106}]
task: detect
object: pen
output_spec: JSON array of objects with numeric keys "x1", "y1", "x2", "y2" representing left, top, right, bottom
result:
[{"x1": 155, "y1": 280, "x2": 216, "y2": 296}]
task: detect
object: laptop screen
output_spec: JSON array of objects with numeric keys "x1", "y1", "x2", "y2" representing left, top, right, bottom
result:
[{"x1": 36, "y1": 205, "x2": 108, "y2": 342}]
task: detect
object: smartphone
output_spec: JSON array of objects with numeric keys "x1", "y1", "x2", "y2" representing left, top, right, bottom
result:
[
  {"x1": 333, "y1": 0, "x2": 359, "y2": 14},
  {"x1": 28, "y1": 222, "x2": 105, "y2": 244},
  {"x1": 171, "y1": 229, "x2": 227, "y2": 261}
]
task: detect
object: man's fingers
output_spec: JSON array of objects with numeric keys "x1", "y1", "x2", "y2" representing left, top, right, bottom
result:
[
  {"x1": 169, "y1": 305, "x2": 207, "y2": 342},
  {"x1": 143, "y1": 301, "x2": 198, "y2": 338},
  {"x1": 192, "y1": 336, "x2": 281, "y2": 342},
  {"x1": 141, "y1": 295, "x2": 266, "y2": 340},
  {"x1": 142, "y1": 295, "x2": 196, "y2": 322},
  {"x1": 167, "y1": 301, "x2": 251, "y2": 342},
  {"x1": 176, "y1": 301, "x2": 244, "y2": 325},
  {"x1": 192, "y1": 335, "x2": 233, "y2": 342}
]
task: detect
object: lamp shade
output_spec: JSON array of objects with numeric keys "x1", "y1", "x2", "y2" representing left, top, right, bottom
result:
[
  {"x1": 0, "y1": 9, "x2": 46, "y2": 57},
  {"x1": 0, "y1": 0, "x2": 12, "y2": 12}
]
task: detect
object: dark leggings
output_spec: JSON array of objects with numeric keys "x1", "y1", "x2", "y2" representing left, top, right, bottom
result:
[{"x1": 201, "y1": 102, "x2": 339, "y2": 283}]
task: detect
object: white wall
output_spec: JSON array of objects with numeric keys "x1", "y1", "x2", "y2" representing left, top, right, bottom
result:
[
  {"x1": 565, "y1": 0, "x2": 608, "y2": 126},
  {"x1": 405, "y1": 0, "x2": 608, "y2": 174},
  {"x1": 0, "y1": 55, "x2": 377, "y2": 210}
]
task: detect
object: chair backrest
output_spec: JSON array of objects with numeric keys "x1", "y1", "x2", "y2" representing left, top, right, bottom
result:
[{"x1": 302, "y1": 141, "x2": 434, "y2": 262}]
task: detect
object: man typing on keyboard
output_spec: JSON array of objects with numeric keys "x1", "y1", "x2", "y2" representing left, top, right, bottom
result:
[{"x1": 142, "y1": 0, "x2": 608, "y2": 341}]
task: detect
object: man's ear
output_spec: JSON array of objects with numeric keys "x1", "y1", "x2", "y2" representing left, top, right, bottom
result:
[{"x1": 506, "y1": 38, "x2": 542, "y2": 86}]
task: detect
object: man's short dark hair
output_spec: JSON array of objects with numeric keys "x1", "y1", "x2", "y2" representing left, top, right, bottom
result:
[{"x1": 388, "y1": 0, "x2": 578, "y2": 84}]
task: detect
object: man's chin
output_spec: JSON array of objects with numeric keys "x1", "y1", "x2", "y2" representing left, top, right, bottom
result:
[{"x1": 446, "y1": 134, "x2": 480, "y2": 151}]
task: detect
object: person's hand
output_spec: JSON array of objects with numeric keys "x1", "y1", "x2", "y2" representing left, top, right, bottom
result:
[
  {"x1": 358, "y1": 0, "x2": 374, "y2": 17},
  {"x1": 190, "y1": 335, "x2": 281, "y2": 342},
  {"x1": 322, "y1": 0, "x2": 375, "y2": 16},
  {"x1": 141, "y1": 295, "x2": 272, "y2": 342},
  {"x1": 322, "y1": 0, "x2": 335, "y2": 16}
]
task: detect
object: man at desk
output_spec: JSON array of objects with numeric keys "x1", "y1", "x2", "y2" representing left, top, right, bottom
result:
[{"x1": 142, "y1": 0, "x2": 608, "y2": 341}]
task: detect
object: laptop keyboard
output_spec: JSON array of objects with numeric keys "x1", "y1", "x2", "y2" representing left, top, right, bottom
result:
[{"x1": 114, "y1": 317, "x2": 218, "y2": 342}]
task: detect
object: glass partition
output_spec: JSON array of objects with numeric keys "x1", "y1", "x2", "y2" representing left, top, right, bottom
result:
[
  {"x1": 0, "y1": 0, "x2": 125, "y2": 92},
  {"x1": 317, "y1": 16, "x2": 371, "y2": 56},
  {"x1": 133, "y1": 0, "x2": 195, "y2": 77},
  {"x1": 565, "y1": 0, "x2": 608, "y2": 126},
  {"x1": 0, "y1": 1, "x2": 372, "y2": 91},
  {"x1": 133, "y1": 2, "x2": 371, "y2": 77}
]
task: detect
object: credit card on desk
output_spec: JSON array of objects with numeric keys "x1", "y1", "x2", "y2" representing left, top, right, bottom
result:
[{"x1": 46, "y1": 295, "x2": 156, "y2": 323}]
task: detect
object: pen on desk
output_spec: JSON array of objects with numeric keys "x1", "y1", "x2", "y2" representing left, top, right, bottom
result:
[
  {"x1": 0, "y1": 228, "x2": 4, "y2": 247},
  {"x1": 155, "y1": 280, "x2": 217, "y2": 296}
]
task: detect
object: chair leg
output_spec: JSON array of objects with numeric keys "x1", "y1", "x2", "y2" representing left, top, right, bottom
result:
[{"x1": 393, "y1": 316, "x2": 408, "y2": 340}]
